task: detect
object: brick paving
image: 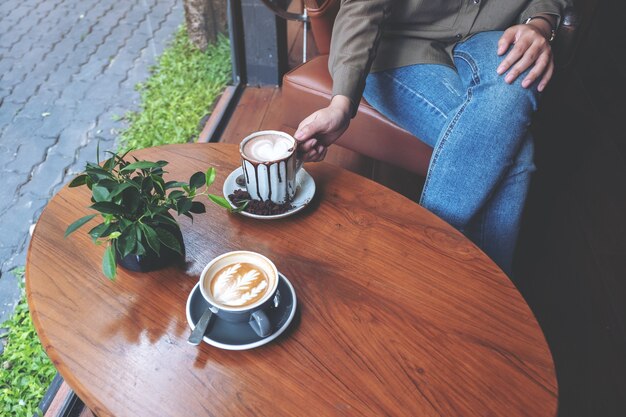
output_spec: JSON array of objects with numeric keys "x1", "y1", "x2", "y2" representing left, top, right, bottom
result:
[{"x1": 0, "y1": 0, "x2": 184, "y2": 324}]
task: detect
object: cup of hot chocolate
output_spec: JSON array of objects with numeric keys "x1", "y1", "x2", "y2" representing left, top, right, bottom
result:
[
  {"x1": 239, "y1": 130, "x2": 303, "y2": 204},
  {"x1": 199, "y1": 251, "x2": 280, "y2": 337}
]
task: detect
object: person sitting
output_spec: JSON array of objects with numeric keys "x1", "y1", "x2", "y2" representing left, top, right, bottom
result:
[{"x1": 294, "y1": 0, "x2": 572, "y2": 277}]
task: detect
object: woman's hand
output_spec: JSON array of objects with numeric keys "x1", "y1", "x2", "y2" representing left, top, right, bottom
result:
[
  {"x1": 294, "y1": 95, "x2": 352, "y2": 162},
  {"x1": 496, "y1": 17, "x2": 555, "y2": 92}
]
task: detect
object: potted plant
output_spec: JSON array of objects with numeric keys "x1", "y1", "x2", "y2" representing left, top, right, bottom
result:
[{"x1": 64, "y1": 150, "x2": 238, "y2": 279}]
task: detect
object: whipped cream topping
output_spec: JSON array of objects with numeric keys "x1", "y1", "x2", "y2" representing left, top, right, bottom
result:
[
  {"x1": 244, "y1": 135, "x2": 292, "y2": 161},
  {"x1": 210, "y1": 262, "x2": 269, "y2": 307}
]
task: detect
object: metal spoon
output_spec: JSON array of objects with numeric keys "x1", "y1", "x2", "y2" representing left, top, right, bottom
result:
[{"x1": 187, "y1": 308, "x2": 213, "y2": 345}]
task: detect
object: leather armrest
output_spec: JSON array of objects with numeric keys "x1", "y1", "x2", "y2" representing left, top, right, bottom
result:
[{"x1": 554, "y1": 6, "x2": 579, "y2": 68}]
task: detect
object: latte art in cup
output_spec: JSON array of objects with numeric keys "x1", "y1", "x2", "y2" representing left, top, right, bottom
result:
[
  {"x1": 241, "y1": 134, "x2": 294, "y2": 162},
  {"x1": 209, "y1": 262, "x2": 270, "y2": 308}
]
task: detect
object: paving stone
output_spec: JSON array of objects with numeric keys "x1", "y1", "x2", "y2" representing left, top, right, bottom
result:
[
  {"x1": 1, "y1": 116, "x2": 44, "y2": 149},
  {"x1": 124, "y1": 30, "x2": 151, "y2": 58},
  {"x1": 19, "y1": 153, "x2": 73, "y2": 198},
  {"x1": 35, "y1": 106, "x2": 78, "y2": 138},
  {"x1": 9, "y1": 82, "x2": 41, "y2": 104},
  {"x1": 18, "y1": 95, "x2": 58, "y2": 120},
  {"x1": 45, "y1": 69, "x2": 73, "y2": 89},
  {"x1": 2, "y1": 246, "x2": 28, "y2": 281},
  {"x1": 0, "y1": 174, "x2": 21, "y2": 213},
  {"x1": 56, "y1": 80, "x2": 93, "y2": 102},
  {"x1": 19, "y1": 46, "x2": 51, "y2": 69},
  {"x1": 0, "y1": 145, "x2": 17, "y2": 167},
  {"x1": 72, "y1": 99, "x2": 110, "y2": 124},
  {"x1": 0, "y1": 67, "x2": 27, "y2": 88},
  {"x1": 51, "y1": 124, "x2": 91, "y2": 158},
  {"x1": 3, "y1": 139, "x2": 53, "y2": 174},
  {"x1": 0, "y1": 101, "x2": 22, "y2": 128},
  {"x1": 0, "y1": 195, "x2": 48, "y2": 247},
  {"x1": 0, "y1": 57, "x2": 17, "y2": 78},
  {"x1": 71, "y1": 58, "x2": 108, "y2": 83}
]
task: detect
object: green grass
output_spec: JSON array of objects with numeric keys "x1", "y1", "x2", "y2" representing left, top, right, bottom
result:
[
  {"x1": 118, "y1": 27, "x2": 232, "y2": 151},
  {"x1": 0, "y1": 268, "x2": 56, "y2": 417}
]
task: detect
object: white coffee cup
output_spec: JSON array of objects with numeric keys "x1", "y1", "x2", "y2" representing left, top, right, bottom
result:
[{"x1": 239, "y1": 130, "x2": 303, "y2": 204}]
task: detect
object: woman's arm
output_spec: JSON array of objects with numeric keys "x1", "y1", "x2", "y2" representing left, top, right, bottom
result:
[{"x1": 295, "y1": 0, "x2": 393, "y2": 161}]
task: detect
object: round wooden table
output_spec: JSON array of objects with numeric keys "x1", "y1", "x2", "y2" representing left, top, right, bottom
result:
[{"x1": 27, "y1": 144, "x2": 557, "y2": 417}]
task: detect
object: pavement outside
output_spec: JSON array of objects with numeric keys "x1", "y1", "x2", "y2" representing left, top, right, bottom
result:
[{"x1": 0, "y1": 0, "x2": 184, "y2": 325}]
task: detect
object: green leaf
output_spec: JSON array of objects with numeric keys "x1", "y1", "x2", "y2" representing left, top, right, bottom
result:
[
  {"x1": 176, "y1": 197, "x2": 192, "y2": 215},
  {"x1": 108, "y1": 182, "x2": 135, "y2": 198},
  {"x1": 208, "y1": 194, "x2": 234, "y2": 210},
  {"x1": 168, "y1": 190, "x2": 185, "y2": 200},
  {"x1": 103, "y1": 156, "x2": 116, "y2": 172},
  {"x1": 88, "y1": 223, "x2": 113, "y2": 241},
  {"x1": 141, "y1": 176, "x2": 154, "y2": 194},
  {"x1": 121, "y1": 160, "x2": 167, "y2": 172},
  {"x1": 68, "y1": 174, "x2": 88, "y2": 188},
  {"x1": 135, "y1": 240, "x2": 146, "y2": 256},
  {"x1": 189, "y1": 172, "x2": 205, "y2": 189},
  {"x1": 141, "y1": 224, "x2": 160, "y2": 254},
  {"x1": 152, "y1": 175, "x2": 166, "y2": 195},
  {"x1": 118, "y1": 226, "x2": 138, "y2": 257},
  {"x1": 205, "y1": 167, "x2": 216, "y2": 187},
  {"x1": 156, "y1": 228, "x2": 182, "y2": 254},
  {"x1": 233, "y1": 200, "x2": 250, "y2": 213},
  {"x1": 92, "y1": 185, "x2": 110, "y2": 202},
  {"x1": 85, "y1": 164, "x2": 115, "y2": 179},
  {"x1": 108, "y1": 231, "x2": 121, "y2": 240},
  {"x1": 102, "y1": 244, "x2": 116, "y2": 280},
  {"x1": 90, "y1": 202, "x2": 124, "y2": 215},
  {"x1": 154, "y1": 213, "x2": 178, "y2": 227},
  {"x1": 164, "y1": 181, "x2": 187, "y2": 190},
  {"x1": 122, "y1": 187, "x2": 141, "y2": 212},
  {"x1": 189, "y1": 201, "x2": 206, "y2": 214},
  {"x1": 64, "y1": 214, "x2": 97, "y2": 237}
]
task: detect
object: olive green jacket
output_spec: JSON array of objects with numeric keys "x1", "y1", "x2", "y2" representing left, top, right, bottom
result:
[{"x1": 329, "y1": 0, "x2": 573, "y2": 111}]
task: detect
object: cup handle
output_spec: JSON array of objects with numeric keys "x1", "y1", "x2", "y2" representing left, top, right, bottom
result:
[
  {"x1": 293, "y1": 140, "x2": 304, "y2": 174},
  {"x1": 249, "y1": 310, "x2": 272, "y2": 338}
]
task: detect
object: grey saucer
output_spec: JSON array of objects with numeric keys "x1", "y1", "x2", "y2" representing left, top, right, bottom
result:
[{"x1": 186, "y1": 273, "x2": 297, "y2": 350}]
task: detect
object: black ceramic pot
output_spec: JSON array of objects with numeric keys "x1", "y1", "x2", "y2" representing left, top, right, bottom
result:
[{"x1": 115, "y1": 224, "x2": 185, "y2": 273}]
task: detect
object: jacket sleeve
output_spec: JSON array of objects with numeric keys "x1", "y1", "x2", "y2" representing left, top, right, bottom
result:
[
  {"x1": 519, "y1": 0, "x2": 574, "y2": 26},
  {"x1": 328, "y1": 0, "x2": 393, "y2": 117}
]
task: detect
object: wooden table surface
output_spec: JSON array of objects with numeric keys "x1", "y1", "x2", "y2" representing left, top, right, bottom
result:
[{"x1": 27, "y1": 144, "x2": 557, "y2": 417}]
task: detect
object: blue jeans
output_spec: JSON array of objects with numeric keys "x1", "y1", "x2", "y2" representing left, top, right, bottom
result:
[{"x1": 363, "y1": 31, "x2": 540, "y2": 276}]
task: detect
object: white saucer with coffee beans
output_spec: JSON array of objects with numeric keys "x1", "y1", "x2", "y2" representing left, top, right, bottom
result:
[{"x1": 223, "y1": 167, "x2": 315, "y2": 220}]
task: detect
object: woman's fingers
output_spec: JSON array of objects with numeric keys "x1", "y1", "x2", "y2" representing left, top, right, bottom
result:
[
  {"x1": 521, "y1": 50, "x2": 551, "y2": 88},
  {"x1": 497, "y1": 28, "x2": 516, "y2": 56},
  {"x1": 497, "y1": 24, "x2": 553, "y2": 89},
  {"x1": 302, "y1": 144, "x2": 328, "y2": 162},
  {"x1": 505, "y1": 41, "x2": 545, "y2": 84},
  {"x1": 537, "y1": 59, "x2": 554, "y2": 92}
]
